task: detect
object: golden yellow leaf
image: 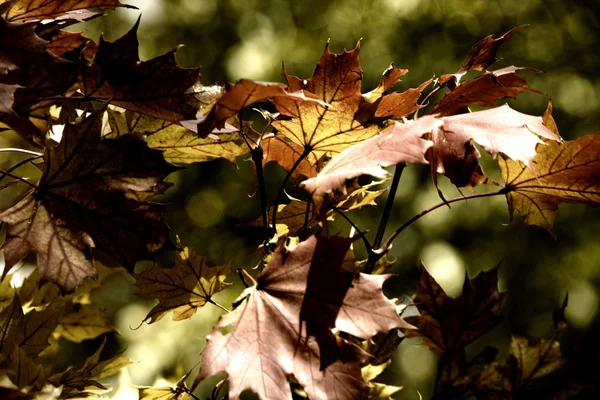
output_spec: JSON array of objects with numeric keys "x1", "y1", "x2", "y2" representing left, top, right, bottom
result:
[{"x1": 133, "y1": 237, "x2": 231, "y2": 323}]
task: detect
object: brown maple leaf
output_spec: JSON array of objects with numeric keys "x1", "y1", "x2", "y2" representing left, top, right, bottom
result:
[
  {"x1": 0, "y1": 111, "x2": 176, "y2": 291},
  {"x1": 0, "y1": 0, "x2": 135, "y2": 22},
  {"x1": 438, "y1": 25, "x2": 526, "y2": 88},
  {"x1": 271, "y1": 42, "x2": 429, "y2": 164},
  {"x1": 80, "y1": 18, "x2": 201, "y2": 124},
  {"x1": 195, "y1": 235, "x2": 410, "y2": 400},
  {"x1": 404, "y1": 263, "x2": 506, "y2": 354},
  {"x1": 430, "y1": 66, "x2": 542, "y2": 118},
  {"x1": 500, "y1": 133, "x2": 600, "y2": 236}
]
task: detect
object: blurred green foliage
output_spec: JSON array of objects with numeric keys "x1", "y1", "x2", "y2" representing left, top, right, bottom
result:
[{"x1": 3, "y1": 0, "x2": 598, "y2": 399}]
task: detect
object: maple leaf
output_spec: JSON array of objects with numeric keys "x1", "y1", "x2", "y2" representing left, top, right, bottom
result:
[
  {"x1": 361, "y1": 361, "x2": 403, "y2": 400},
  {"x1": 475, "y1": 336, "x2": 566, "y2": 398},
  {"x1": 271, "y1": 42, "x2": 428, "y2": 163},
  {"x1": 430, "y1": 66, "x2": 542, "y2": 118},
  {"x1": 261, "y1": 134, "x2": 319, "y2": 179},
  {"x1": 0, "y1": 295, "x2": 24, "y2": 360},
  {"x1": 500, "y1": 133, "x2": 600, "y2": 236},
  {"x1": 55, "y1": 303, "x2": 114, "y2": 342},
  {"x1": 114, "y1": 111, "x2": 247, "y2": 164},
  {"x1": 301, "y1": 118, "x2": 434, "y2": 213},
  {"x1": 134, "y1": 237, "x2": 231, "y2": 323},
  {"x1": 6, "y1": 346, "x2": 45, "y2": 389},
  {"x1": 404, "y1": 263, "x2": 505, "y2": 354},
  {"x1": 196, "y1": 235, "x2": 410, "y2": 400},
  {"x1": 49, "y1": 338, "x2": 132, "y2": 395},
  {"x1": 0, "y1": 111, "x2": 176, "y2": 291},
  {"x1": 80, "y1": 18, "x2": 201, "y2": 124},
  {"x1": 438, "y1": 25, "x2": 526, "y2": 88},
  {"x1": 0, "y1": 0, "x2": 135, "y2": 22}
]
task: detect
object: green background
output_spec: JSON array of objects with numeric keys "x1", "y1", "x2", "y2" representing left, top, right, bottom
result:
[{"x1": 6, "y1": 0, "x2": 600, "y2": 399}]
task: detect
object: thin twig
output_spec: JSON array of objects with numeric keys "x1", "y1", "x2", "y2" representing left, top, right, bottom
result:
[
  {"x1": 383, "y1": 189, "x2": 506, "y2": 250},
  {"x1": 0, "y1": 168, "x2": 39, "y2": 189},
  {"x1": 0, "y1": 148, "x2": 43, "y2": 157},
  {"x1": 373, "y1": 164, "x2": 405, "y2": 249},
  {"x1": 332, "y1": 207, "x2": 372, "y2": 251},
  {"x1": 301, "y1": 201, "x2": 311, "y2": 240}
]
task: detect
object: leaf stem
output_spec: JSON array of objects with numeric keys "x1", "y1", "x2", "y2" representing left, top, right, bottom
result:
[
  {"x1": 0, "y1": 168, "x2": 39, "y2": 189},
  {"x1": 0, "y1": 148, "x2": 43, "y2": 157},
  {"x1": 382, "y1": 189, "x2": 506, "y2": 250},
  {"x1": 301, "y1": 201, "x2": 311, "y2": 240},
  {"x1": 0, "y1": 155, "x2": 41, "y2": 185},
  {"x1": 207, "y1": 298, "x2": 231, "y2": 313},
  {"x1": 332, "y1": 207, "x2": 372, "y2": 251},
  {"x1": 270, "y1": 147, "x2": 311, "y2": 240}
]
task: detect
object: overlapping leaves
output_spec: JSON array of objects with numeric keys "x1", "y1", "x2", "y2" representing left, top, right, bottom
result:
[
  {"x1": 0, "y1": 111, "x2": 176, "y2": 290},
  {"x1": 196, "y1": 235, "x2": 410, "y2": 400}
]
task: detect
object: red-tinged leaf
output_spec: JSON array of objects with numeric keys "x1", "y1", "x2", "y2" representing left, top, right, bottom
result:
[
  {"x1": 262, "y1": 134, "x2": 318, "y2": 179},
  {"x1": 80, "y1": 18, "x2": 201, "y2": 124},
  {"x1": 301, "y1": 118, "x2": 434, "y2": 213},
  {"x1": 364, "y1": 79, "x2": 431, "y2": 120},
  {"x1": 439, "y1": 25, "x2": 526, "y2": 87},
  {"x1": 428, "y1": 104, "x2": 560, "y2": 191},
  {"x1": 0, "y1": 111, "x2": 176, "y2": 291},
  {"x1": 363, "y1": 64, "x2": 408, "y2": 102},
  {"x1": 404, "y1": 263, "x2": 505, "y2": 354},
  {"x1": 196, "y1": 235, "x2": 410, "y2": 400},
  {"x1": 271, "y1": 42, "x2": 382, "y2": 161},
  {"x1": 44, "y1": 31, "x2": 90, "y2": 57},
  {"x1": 197, "y1": 80, "x2": 288, "y2": 138},
  {"x1": 500, "y1": 134, "x2": 600, "y2": 236},
  {"x1": 431, "y1": 66, "x2": 542, "y2": 117},
  {"x1": 0, "y1": 0, "x2": 135, "y2": 22}
]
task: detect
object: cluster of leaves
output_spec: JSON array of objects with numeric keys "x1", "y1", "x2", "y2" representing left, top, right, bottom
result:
[{"x1": 0, "y1": 1, "x2": 599, "y2": 399}]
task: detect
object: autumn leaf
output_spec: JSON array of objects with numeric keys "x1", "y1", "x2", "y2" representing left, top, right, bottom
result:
[
  {"x1": 0, "y1": 295, "x2": 24, "y2": 359},
  {"x1": 301, "y1": 118, "x2": 433, "y2": 213},
  {"x1": 438, "y1": 25, "x2": 526, "y2": 88},
  {"x1": 430, "y1": 66, "x2": 542, "y2": 118},
  {"x1": 261, "y1": 134, "x2": 318, "y2": 179},
  {"x1": 404, "y1": 263, "x2": 505, "y2": 354},
  {"x1": 271, "y1": 42, "x2": 428, "y2": 163},
  {"x1": 125, "y1": 112, "x2": 247, "y2": 164},
  {"x1": 138, "y1": 386, "x2": 187, "y2": 400},
  {"x1": 500, "y1": 133, "x2": 600, "y2": 236},
  {"x1": 18, "y1": 305, "x2": 61, "y2": 357},
  {"x1": 49, "y1": 338, "x2": 132, "y2": 394},
  {"x1": 361, "y1": 361, "x2": 403, "y2": 400},
  {"x1": 80, "y1": 18, "x2": 202, "y2": 123},
  {"x1": 134, "y1": 237, "x2": 231, "y2": 323},
  {"x1": 0, "y1": 0, "x2": 135, "y2": 22},
  {"x1": 475, "y1": 336, "x2": 566, "y2": 399},
  {"x1": 196, "y1": 235, "x2": 410, "y2": 400},
  {"x1": 55, "y1": 303, "x2": 114, "y2": 342},
  {"x1": 362, "y1": 64, "x2": 408, "y2": 102},
  {"x1": 6, "y1": 346, "x2": 45, "y2": 389},
  {"x1": 0, "y1": 111, "x2": 176, "y2": 291},
  {"x1": 0, "y1": 387, "x2": 34, "y2": 400}
]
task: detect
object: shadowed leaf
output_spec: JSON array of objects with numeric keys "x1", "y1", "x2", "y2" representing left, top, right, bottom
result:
[
  {"x1": 134, "y1": 237, "x2": 231, "y2": 323},
  {"x1": 404, "y1": 263, "x2": 505, "y2": 353},
  {"x1": 55, "y1": 303, "x2": 113, "y2": 342},
  {"x1": 0, "y1": 111, "x2": 176, "y2": 290},
  {"x1": 0, "y1": 0, "x2": 134, "y2": 22},
  {"x1": 195, "y1": 235, "x2": 410, "y2": 400}
]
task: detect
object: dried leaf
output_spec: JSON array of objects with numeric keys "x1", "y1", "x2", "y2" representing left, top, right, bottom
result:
[
  {"x1": 404, "y1": 263, "x2": 505, "y2": 353},
  {"x1": 0, "y1": 111, "x2": 176, "y2": 290},
  {"x1": 80, "y1": 18, "x2": 201, "y2": 123},
  {"x1": 134, "y1": 237, "x2": 231, "y2": 323},
  {"x1": 0, "y1": 0, "x2": 134, "y2": 22},
  {"x1": 196, "y1": 235, "x2": 410, "y2": 400},
  {"x1": 262, "y1": 134, "x2": 318, "y2": 179},
  {"x1": 500, "y1": 134, "x2": 600, "y2": 235}
]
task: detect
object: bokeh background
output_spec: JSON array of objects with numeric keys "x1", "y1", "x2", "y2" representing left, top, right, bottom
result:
[{"x1": 2, "y1": 0, "x2": 600, "y2": 399}]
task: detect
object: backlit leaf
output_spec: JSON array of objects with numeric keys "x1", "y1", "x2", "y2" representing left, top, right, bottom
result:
[
  {"x1": 134, "y1": 237, "x2": 231, "y2": 323},
  {"x1": 0, "y1": 0, "x2": 134, "y2": 22},
  {"x1": 500, "y1": 134, "x2": 600, "y2": 235},
  {"x1": 55, "y1": 303, "x2": 113, "y2": 342},
  {"x1": 196, "y1": 235, "x2": 410, "y2": 400}
]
